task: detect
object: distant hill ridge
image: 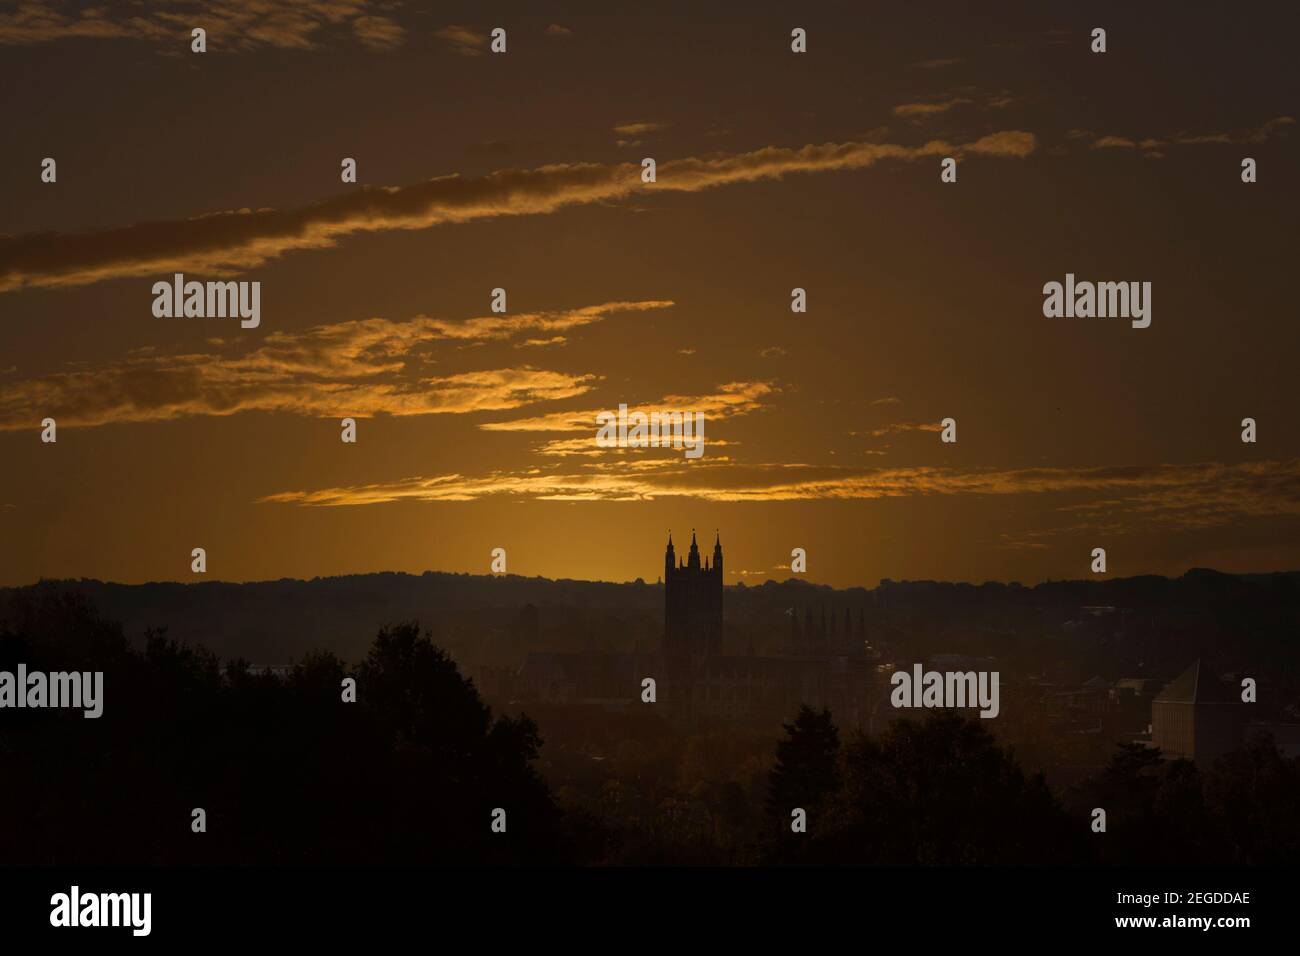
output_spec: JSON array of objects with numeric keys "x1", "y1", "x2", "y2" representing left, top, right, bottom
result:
[{"x1": 3, "y1": 568, "x2": 1297, "y2": 666}]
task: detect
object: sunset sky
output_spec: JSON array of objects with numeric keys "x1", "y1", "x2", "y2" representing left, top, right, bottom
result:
[{"x1": 1, "y1": 1, "x2": 1297, "y2": 588}]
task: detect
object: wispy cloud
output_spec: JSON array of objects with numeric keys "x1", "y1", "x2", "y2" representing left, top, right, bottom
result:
[
  {"x1": 477, "y1": 381, "x2": 776, "y2": 434},
  {"x1": 533, "y1": 436, "x2": 738, "y2": 458},
  {"x1": 0, "y1": 133, "x2": 1036, "y2": 295},
  {"x1": 352, "y1": 15, "x2": 404, "y2": 51},
  {"x1": 894, "y1": 89, "x2": 1020, "y2": 120},
  {"x1": 613, "y1": 121, "x2": 669, "y2": 136},
  {"x1": 1090, "y1": 116, "x2": 1293, "y2": 153},
  {"x1": 0, "y1": 0, "x2": 401, "y2": 51},
  {"x1": 893, "y1": 98, "x2": 970, "y2": 118},
  {"x1": 912, "y1": 57, "x2": 965, "y2": 70},
  {"x1": 257, "y1": 459, "x2": 1300, "y2": 529},
  {"x1": 861, "y1": 421, "x2": 941, "y2": 438},
  {"x1": 433, "y1": 24, "x2": 483, "y2": 56},
  {"x1": 0, "y1": 300, "x2": 672, "y2": 429},
  {"x1": 1092, "y1": 135, "x2": 1138, "y2": 149}
]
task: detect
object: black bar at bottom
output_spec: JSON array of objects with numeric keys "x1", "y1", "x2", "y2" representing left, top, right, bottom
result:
[{"x1": 0, "y1": 865, "x2": 1275, "y2": 942}]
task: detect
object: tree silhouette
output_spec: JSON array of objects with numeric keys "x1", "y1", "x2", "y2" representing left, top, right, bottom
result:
[
  {"x1": 8, "y1": 587, "x2": 1300, "y2": 867},
  {"x1": 1070, "y1": 742, "x2": 1228, "y2": 864},
  {"x1": 1203, "y1": 732, "x2": 1300, "y2": 864},
  {"x1": 766, "y1": 704, "x2": 840, "y2": 823},
  {"x1": 808, "y1": 711, "x2": 1081, "y2": 864},
  {"x1": 0, "y1": 592, "x2": 566, "y2": 865},
  {"x1": 761, "y1": 705, "x2": 840, "y2": 861}
]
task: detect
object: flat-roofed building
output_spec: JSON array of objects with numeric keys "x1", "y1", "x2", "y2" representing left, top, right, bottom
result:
[{"x1": 1151, "y1": 660, "x2": 1242, "y2": 765}]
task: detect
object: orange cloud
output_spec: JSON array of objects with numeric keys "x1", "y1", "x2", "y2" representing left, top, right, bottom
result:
[
  {"x1": 478, "y1": 381, "x2": 776, "y2": 434},
  {"x1": 258, "y1": 459, "x2": 1300, "y2": 533},
  {"x1": 1092, "y1": 136, "x2": 1137, "y2": 149},
  {"x1": 534, "y1": 436, "x2": 738, "y2": 458},
  {"x1": 352, "y1": 15, "x2": 404, "y2": 50},
  {"x1": 0, "y1": 1, "x2": 396, "y2": 51},
  {"x1": 433, "y1": 24, "x2": 483, "y2": 56},
  {"x1": 862, "y1": 421, "x2": 942, "y2": 438},
  {"x1": 0, "y1": 300, "x2": 671, "y2": 428},
  {"x1": 1090, "y1": 117, "x2": 1293, "y2": 152},
  {"x1": 613, "y1": 121, "x2": 669, "y2": 135},
  {"x1": 893, "y1": 98, "x2": 970, "y2": 118},
  {"x1": 0, "y1": 134, "x2": 1036, "y2": 294}
]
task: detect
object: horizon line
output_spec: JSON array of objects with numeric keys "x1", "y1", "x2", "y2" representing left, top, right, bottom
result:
[{"x1": 4, "y1": 565, "x2": 1296, "y2": 593}]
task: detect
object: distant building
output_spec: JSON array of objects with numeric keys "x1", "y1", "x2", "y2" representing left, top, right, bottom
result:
[
  {"x1": 1150, "y1": 660, "x2": 1243, "y2": 764},
  {"x1": 664, "y1": 531, "x2": 723, "y2": 659},
  {"x1": 508, "y1": 533, "x2": 883, "y2": 727}
]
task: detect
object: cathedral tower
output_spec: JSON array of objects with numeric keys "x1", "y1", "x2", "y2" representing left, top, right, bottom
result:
[{"x1": 664, "y1": 530, "x2": 723, "y2": 658}]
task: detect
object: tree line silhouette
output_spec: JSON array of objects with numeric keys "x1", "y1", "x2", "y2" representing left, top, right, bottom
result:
[
  {"x1": 3, "y1": 588, "x2": 1298, "y2": 866},
  {"x1": 764, "y1": 705, "x2": 1300, "y2": 865},
  {"x1": 0, "y1": 590, "x2": 563, "y2": 864}
]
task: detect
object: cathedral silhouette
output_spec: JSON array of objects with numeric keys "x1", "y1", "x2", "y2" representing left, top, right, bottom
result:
[
  {"x1": 511, "y1": 532, "x2": 886, "y2": 727},
  {"x1": 656, "y1": 530, "x2": 882, "y2": 725},
  {"x1": 664, "y1": 531, "x2": 723, "y2": 659}
]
